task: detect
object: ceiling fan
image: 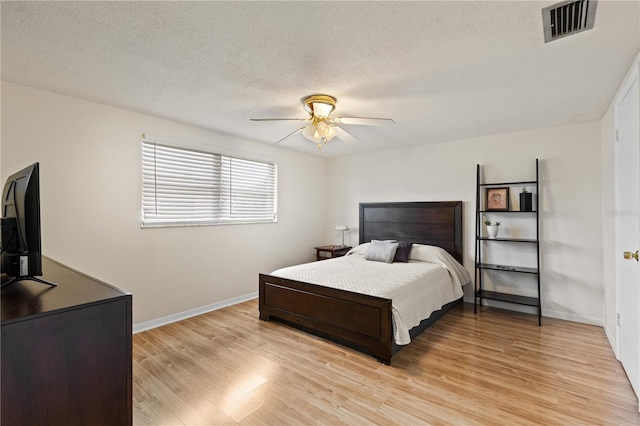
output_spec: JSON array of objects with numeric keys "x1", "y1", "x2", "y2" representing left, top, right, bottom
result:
[{"x1": 250, "y1": 94, "x2": 395, "y2": 149}]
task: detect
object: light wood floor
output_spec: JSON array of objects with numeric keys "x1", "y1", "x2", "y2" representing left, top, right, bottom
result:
[{"x1": 133, "y1": 300, "x2": 640, "y2": 425}]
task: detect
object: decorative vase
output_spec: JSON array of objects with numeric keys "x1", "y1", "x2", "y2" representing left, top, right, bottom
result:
[
  {"x1": 520, "y1": 192, "x2": 533, "y2": 211},
  {"x1": 487, "y1": 225, "x2": 499, "y2": 239}
]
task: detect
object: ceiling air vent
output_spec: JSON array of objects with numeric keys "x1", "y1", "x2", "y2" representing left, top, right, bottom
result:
[{"x1": 542, "y1": 0, "x2": 597, "y2": 43}]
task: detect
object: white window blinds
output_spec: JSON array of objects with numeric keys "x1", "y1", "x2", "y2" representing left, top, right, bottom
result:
[{"x1": 142, "y1": 139, "x2": 277, "y2": 227}]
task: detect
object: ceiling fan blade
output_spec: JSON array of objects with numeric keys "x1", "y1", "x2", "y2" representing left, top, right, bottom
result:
[
  {"x1": 332, "y1": 117, "x2": 396, "y2": 126},
  {"x1": 250, "y1": 118, "x2": 309, "y2": 122},
  {"x1": 334, "y1": 126, "x2": 359, "y2": 145},
  {"x1": 275, "y1": 126, "x2": 306, "y2": 144}
]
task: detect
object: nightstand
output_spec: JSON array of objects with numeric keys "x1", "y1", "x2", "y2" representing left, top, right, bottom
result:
[{"x1": 314, "y1": 245, "x2": 351, "y2": 261}]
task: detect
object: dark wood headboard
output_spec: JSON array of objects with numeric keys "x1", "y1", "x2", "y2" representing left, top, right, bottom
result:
[{"x1": 359, "y1": 201, "x2": 463, "y2": 264}]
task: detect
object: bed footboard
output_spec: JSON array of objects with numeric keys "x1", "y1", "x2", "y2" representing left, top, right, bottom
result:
[{"x1": 259, "y1": 273, "x2": 394, "y2": 364}]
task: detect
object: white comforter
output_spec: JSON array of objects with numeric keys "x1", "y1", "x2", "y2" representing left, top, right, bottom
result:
[{"x1": 270, "y1": 244, "x2": 471, "y2": 345}]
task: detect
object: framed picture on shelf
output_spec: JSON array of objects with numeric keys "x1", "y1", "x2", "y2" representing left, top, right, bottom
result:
[{"x1": 486, "y1": 187, "x2": 510, "y2": 211}]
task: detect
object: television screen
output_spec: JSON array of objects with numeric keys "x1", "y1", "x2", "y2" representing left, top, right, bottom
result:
[{"x1": 1, "y1": 163, "x2": 55, "y2": 288}]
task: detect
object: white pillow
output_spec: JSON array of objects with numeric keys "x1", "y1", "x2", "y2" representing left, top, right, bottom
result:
[
  {"x1": 365, "y1": 240, "x2": 399, "y2": 263},
  {"x1": 346, "y1": 242, "x2": 371, "y2": 256}
]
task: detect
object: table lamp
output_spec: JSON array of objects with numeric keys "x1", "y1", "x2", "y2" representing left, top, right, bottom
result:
[{"x1": 334, "y1": 225, "x2": 350, "y2": 247}]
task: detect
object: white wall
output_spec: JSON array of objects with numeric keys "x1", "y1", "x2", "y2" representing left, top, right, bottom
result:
[
  {"x1": 0, "y1": 81, "x2": 610, "y2": 328},
  {"x1": 326, "y1": 121, "x2": 604, "y2": 325},
  {"x1": 1, "y1": 82, "x2": 328, "y2": 325}
]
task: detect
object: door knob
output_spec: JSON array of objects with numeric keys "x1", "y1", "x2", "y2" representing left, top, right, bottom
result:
[{"x1": 623, "y1": 250, "x2": 639, "y2": 261}]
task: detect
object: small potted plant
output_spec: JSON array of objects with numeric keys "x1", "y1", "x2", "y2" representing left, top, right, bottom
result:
[
  {"x1": 484, "y1": 219, "x2": 501, "y2": 239},
  {"x1": 520, "y1": 187, "x2": 533, "y2": 211}
]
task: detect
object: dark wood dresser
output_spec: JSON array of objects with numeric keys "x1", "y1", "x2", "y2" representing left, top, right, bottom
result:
[{"x1": 1, "y1": 257, "x2": 132, "y2": 426}]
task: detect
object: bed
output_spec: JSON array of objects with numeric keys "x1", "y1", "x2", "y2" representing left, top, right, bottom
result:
[{"x1": 259, "y1": 201, "x2": 466, "y2": 364}]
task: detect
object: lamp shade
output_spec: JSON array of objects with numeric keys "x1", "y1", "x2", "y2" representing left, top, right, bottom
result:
[
  {"x1": 326, "y1": 125, "x2": 337, "y2": 141},
  {"x1": 302, "y1": 124, "x2": 320, "y2": 142},
  {"x1": 316, "y1": 121, "x2": 330, "y2": 137},
  {"x1": 313, "y1": 101, "x2": 334, "y2": 118},
  {"x1": 335, "y1": 225, "x2": 350, "y2": 247}
]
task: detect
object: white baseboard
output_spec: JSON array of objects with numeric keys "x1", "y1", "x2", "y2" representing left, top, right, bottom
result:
[
  {"x1": 604, "y1": 323, "x2": 618, "y2": 358},
  {"x1": 463, "y1": 296, "x2": 604, "y2": 326},
  {"x1": 133, "y1": 291, "x2": 258, "y2": 334},
  {"x1": 541, "y1": 308, "x2": 603, "y2": 327}
]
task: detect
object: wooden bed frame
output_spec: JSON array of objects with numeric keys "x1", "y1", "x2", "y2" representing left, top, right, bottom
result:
[{"x1": 259, "y1": 201, "x2": 463, "y2": 364}]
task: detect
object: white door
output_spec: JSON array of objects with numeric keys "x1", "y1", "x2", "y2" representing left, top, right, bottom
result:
[{"x1": 615, "y1": 74, "x2": 640, "y2": 404}]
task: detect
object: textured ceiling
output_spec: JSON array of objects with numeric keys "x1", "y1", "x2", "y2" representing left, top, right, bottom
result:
[{"x1": 2, "y1": 1, "x2": 639, "y2": 158}]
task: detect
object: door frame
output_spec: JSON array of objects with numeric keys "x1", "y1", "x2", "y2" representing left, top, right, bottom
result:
[{"x1": 613, "y1": 57, "x2": 639, "y2": 405}]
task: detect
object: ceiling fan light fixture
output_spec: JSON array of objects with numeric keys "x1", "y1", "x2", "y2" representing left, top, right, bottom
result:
[
  {"x1": 326, "y1": 125, "x2": 337, "y2": 140},
  {"x1": 312, "y1": 102, "x2": 334, "y2": 118},
  {"x1": 316, "y1": 121, "x2": 330, "y2": 137},
  {"x1": 302, "y1": 94, "x2": 337, "y2": 117},
  {"x1": 251, "y1": 93, "x2": 392, "y2": 149},
  {"x1": 302, "y1": 124, "x2": 319, "y2": 141},
  {"x1": 302, "y1": 122, "x2": 338, "y2": 149}
]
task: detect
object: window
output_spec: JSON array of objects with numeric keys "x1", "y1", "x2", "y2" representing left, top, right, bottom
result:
[{"x1": 142, "y1": 139, "x2": 277, "y2": 227}]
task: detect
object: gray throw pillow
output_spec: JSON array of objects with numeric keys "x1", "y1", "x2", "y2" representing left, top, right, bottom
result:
[{"x1": 365, "y1": 240, "x2": 399, "y2": 263}]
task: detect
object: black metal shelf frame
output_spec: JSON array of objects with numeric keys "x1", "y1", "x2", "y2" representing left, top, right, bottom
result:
[
  {"x1": 474, "y1": 159, "x2": 542, "y2": 325},
  {"x1": 476, "y1": 263, "x2": 538, "y2": 274},
  {"x1": 479, "y1": 210, "x2": 537, "y2": 213},
  {"x1": 477, "y1": 237, "x2": 537, "y2": 243},
  {"x1": 478, "y1": 180, "x2": 537, "y2": 187},
  {"x1": 476, "y1": 290, "x2": 539, "y2": 307}
]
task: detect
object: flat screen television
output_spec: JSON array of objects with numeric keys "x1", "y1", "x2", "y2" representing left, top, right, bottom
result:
[{"x1": 1, "y1": 162, "x2": 56, "y2": 288}]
